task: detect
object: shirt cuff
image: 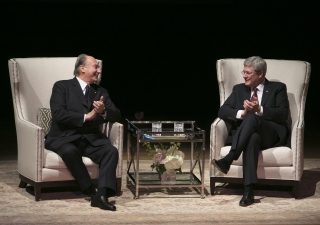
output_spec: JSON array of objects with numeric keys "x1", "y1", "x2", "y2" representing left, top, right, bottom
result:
[
  {"x1": 100, "y1": 111, "x2": 107, "y2": 120},
  {"x1": 236, "y1": 110, "x2": 244, "y2": 119},
  {"x1": 83, "y1": 114, "x2": 86, "y2": 122},
  {"x1": 256, "y1": 106, "x2": 263, "y2": 116}
]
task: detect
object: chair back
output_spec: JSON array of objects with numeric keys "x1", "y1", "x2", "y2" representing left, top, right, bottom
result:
[
  {"x1": 216, "y1": 58, "x2": 311, "y2": 128},
  {"x1": 8, "y1": 57, "x2": 102, "y2": 125}
]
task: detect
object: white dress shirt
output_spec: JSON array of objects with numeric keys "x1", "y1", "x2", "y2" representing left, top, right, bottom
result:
[{"x1": 76, "y1": 76, "x2": 88, "y2": 95}]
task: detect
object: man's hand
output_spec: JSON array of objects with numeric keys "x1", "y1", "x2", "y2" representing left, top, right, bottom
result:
[
  {"x1": 242, "y1": 96, "x2": 261, "y2": 116},
  {"x1": 93, "y1": 96, "x2": 105, "y2": 114},
  {"x1": 85, "y1": 109, "x2": 98, "y2": 121},
  {"x1": 86, "y1": 96, "x2": 105, "y2": 121}
]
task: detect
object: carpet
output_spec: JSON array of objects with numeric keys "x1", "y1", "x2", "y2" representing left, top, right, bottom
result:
[{"x1": 0, "y1": 159, "x2": 320, "y2": 225}]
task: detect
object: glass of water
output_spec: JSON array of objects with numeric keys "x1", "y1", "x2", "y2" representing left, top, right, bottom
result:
[
  {"x1": 174, "y1": 122, "x2": 184, "y2": 136},
  {"x1": 152, "y1": 122, "x2": 162, "y2": 136}
]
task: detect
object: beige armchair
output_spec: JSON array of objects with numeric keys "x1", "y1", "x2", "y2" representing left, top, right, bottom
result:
[
  {"x1": 8, "y1": 58, "x2": 123, "y2": 201},
  {"x1": 210, "y1": 58, "x2": 311, "y2": 198}
]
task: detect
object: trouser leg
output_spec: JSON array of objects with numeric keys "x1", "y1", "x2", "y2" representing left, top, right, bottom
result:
[
  {"x1": 56, "y1": 142, "x2": 93, "y2": 191},
  {"x1": 84, "y1": 143, "x2": 119, "y2": 194},
  {"x1": 230, "y1": 113, "x2": 261, "y2": 160},
  {"x1": 225, "y1": 113, "x2": 279, "y2": 185},
  {"x1": 242, "y1": 132, "x2": 261, "y2": 185}
]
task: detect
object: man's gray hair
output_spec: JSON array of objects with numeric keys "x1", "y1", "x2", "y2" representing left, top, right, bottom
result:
[
  {"x1": 244, "y1": 56, "x2": 267, "y2": 76},
  {"x1": 74, "y1": 54, "x2": 88, "y2": 76}
]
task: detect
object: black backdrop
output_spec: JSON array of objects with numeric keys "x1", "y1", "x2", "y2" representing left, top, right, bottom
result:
[{"x1": 2, "y1": 0, "x2": 319, "y2": 155}]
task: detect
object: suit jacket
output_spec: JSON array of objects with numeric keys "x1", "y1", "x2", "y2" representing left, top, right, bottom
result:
[
  {"x1": 218, "y1": 78, "x2": 290, "y2": 148},
  {"x1": 45, "y1": 77, "x2": 121, "y2": 151}
]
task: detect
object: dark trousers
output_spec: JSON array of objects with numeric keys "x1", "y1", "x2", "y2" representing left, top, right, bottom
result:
[
  {"x1": 56, "y1": 136, "x2": 118, "y2": 193},
  {"x1": 228, "y1": 113, "x2": 279, "y2": 186}
]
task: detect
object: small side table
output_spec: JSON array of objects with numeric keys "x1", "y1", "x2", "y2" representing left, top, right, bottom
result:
[{"x1": 126, "y1": 120, "x2": 206, "y2": 199}]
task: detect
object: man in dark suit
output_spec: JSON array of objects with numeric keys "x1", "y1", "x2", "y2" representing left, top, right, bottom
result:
[
  {"x1": 45, "y1": 54, "x2": 121, "y2": 211},
  {"x1": 211, "y1": 56, "x2": 289, "y2": 206}
]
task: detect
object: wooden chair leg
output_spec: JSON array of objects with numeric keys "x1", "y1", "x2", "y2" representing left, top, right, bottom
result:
[
  {"x1": 19, "y1": 180, "x2": 27, "y2": 188},
  {"x1": 116, "y1": 177, "x2": 122, "y2": 196},
  {"x1": 34, "y1": 184, "x2": 42, "y2": 201},
  {"x1": 293, "y1": 181, "x2": 300, "y2": 199},
  {"x1": 210, "y1": 177, "x2": 216, "y2": 195}
]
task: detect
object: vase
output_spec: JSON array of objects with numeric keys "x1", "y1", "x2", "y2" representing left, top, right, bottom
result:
[{"x1": 160, "y1": 170, "x2": 176, "y2": 185}]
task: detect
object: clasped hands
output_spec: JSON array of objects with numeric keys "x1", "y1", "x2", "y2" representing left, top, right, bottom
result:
[
  {"x1": 85, "y1": 96, "x2": 105, "y2": 121},
  {"x1": 241, "y1": 96, "x2": 261, "y2": 117}
]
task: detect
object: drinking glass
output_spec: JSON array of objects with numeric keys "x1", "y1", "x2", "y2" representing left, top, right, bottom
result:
[
  {"x1": 152, "y1": 122, "x2": 162, "y2": 136},
  {"x1": 174, "y1": 122, "x2": 184, "y2": 136}
]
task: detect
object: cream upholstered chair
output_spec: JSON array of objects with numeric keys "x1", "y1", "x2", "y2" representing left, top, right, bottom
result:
[
  {"x1": 8, "y1": 58, "x2": 123, "y2": 201},
  {"x1": 210, "y1": 58, "x2": 311, "y2": 198}
]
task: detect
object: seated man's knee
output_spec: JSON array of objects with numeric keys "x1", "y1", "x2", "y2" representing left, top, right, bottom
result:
[
  {"x1": 249, "y1": 132, "x2": 261, "y2": 147},
  {"x1": 101, "y1": 145, "x2": 118, "y2": 157},
  {"x1": 110, "y1": 145, "x2": 119, "y2": 157},
  {"x1": 243, "y1": 113, "x2": 260, "y2": 124}
]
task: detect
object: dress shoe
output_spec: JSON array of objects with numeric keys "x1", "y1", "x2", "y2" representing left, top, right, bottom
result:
[
  {"x1": 239, "y1": 190, "x2": 254, "y2": 206},
  {"x1": 91, "y1": 195, "x2": 116, "y2": 211},
  {"x1": 211, "y1": 158, "x2": 230, "y2": 174}
]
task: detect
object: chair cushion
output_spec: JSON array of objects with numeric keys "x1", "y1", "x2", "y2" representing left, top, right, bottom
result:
[
  {"x1": 37, "y1": 108, "x2": 52, "y2": 136},
  {"x1": 220, "y1": 146, "x2": 293, "y2": 167},
  {"x1": 43, "y1": 149, "x2": 98, "y2": 169}
]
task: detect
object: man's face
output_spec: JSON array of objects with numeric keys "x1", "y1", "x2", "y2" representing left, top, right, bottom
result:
[
  {"x1": 242, "y1": 66, "x2": 263, "y2": 88},
  {"x1": 80, "y1": 56, "x2": 101, "y2": 84}
]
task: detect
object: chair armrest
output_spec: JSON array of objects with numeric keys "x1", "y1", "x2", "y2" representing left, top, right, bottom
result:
[
  {"x1": 101, "y1": 122, "x2": 123, "y2": 178},
  {"x1": 210, "y1": 118, "x2": 229, "y2": 176},
  {"x1": 210, "y1": 118, "x2": 229, "y2": 160},
  {"x1": 15, "y1": 117, "x2": 44, "y2": 182},
  {"x1": 291, "y1": 120, "x2": 304, "y2": 180}
]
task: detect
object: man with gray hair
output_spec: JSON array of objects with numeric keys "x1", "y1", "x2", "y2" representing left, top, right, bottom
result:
[
  {"x1": 212, "y1": 56, "x2": 290, "y2": 206},
  {"x1": 45, "y1": 54, "x2": 121, "y2": 210}
]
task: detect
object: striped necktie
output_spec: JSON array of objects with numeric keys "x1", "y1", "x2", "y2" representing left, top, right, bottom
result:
[{"x1": 250, "y1": 87, "x2": 258, "y2": 102}]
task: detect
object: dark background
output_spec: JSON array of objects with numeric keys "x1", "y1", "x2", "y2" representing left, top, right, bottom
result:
[{"x1": 1, "y1": 0, "x2": 319, "y2": 158}]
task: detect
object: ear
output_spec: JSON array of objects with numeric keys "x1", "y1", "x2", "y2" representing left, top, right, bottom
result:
[
  {"x1": 257, "y1": 70, "x2": 264, "y2": 78},
  {"x1": 80, "y1": 65, "x2": 86, "y2": 74}
]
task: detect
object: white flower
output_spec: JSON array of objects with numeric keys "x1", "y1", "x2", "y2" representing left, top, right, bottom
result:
[
  {"x1": 161, "y1": 155, "x2": 184, "y2": 170},
  {"x1": 173, "y1": 150, "x2": 185, "y2": 159}
]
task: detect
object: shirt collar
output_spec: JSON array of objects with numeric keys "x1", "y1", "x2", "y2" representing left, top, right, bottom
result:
[
  {"x1": 253, "y1": 78, "x2": 265, "y2": 91},
  {"x1": 76, "y1": 76, "x2": 89, "y2": 91}
]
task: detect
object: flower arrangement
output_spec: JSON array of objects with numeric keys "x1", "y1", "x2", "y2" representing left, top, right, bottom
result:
[{"x1": 142, "y1": 142, "x2": 184, "y2": 174}]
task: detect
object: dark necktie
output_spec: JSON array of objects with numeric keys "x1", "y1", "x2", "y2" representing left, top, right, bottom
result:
[
  {"x1": 250, "y1": 87, "x2": 258, "y2": 102},
  {"x1": 84, "y1": 85, "x2": 89, "y2": 102}
]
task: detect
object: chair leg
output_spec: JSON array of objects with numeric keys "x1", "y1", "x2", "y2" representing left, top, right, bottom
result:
[
  {"x1": 293, "y1": 181, "x2": 300, "y2": 199},
  {"x1": 19, "y1": 180, "x2": 27, "y2": 188},
  {"x1": 34, "y1": 184, "x2": 42, "y2": 201},
  {"x1": 210, "y1": 177, "x2": 216, "y2": 195},
  {"x1": 116, "y1": 177, "x2": 122, "y2": 196}
]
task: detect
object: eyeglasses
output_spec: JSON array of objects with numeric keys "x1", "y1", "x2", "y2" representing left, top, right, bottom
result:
[{"x1": 241, "y1": 71, "x2": 254, "y2": 75}]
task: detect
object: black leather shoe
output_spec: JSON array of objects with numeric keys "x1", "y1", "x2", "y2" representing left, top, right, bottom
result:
[
  {"x1": 239, "y1": 190, "x2": 254, "y2": 206},
  {"x1": 91, "y1": 195, "x2": 116, "y2": 211},
  {"x1": 211, "y1": 158, "x2": 230, "y2": 174}
]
